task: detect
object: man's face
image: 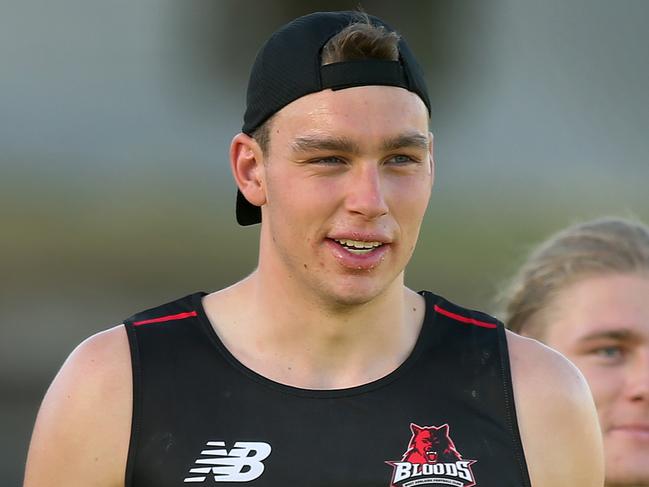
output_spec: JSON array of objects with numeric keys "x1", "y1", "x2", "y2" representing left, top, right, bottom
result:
[
  {"x1": 256, "y1": 85, "x2": 432, "y2": 307},
  {"x1": 543, "y1": 274, "x2": 649, "y2": 487}
]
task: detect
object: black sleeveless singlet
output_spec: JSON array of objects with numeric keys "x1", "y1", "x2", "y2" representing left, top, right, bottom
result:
[{"x1": 123, "y1": 291, "x2": 531, "y2": 487}]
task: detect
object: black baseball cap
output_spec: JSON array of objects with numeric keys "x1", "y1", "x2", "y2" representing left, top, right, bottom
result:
[{"x1": 235, "y1": 11, "x2": 431, "y2": 226}]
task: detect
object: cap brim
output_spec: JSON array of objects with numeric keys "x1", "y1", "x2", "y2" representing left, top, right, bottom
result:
[{"x1": 236, "y1": 189, "x2": 262, "y2": 226}]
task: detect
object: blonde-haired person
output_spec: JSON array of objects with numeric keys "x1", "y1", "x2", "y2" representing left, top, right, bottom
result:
[{"x1": 501, "y1": 217, "x2": 649, "y2": 487}]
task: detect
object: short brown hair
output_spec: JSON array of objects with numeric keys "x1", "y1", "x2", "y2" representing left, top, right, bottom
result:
[
  {"x1": 499, "y1": 217, "x2": 649, "y2": 337},
  {"x1": 251, "y1": 16, "x2": 401, "y2": 155},
  {"x1": 321, "y1": 14, "x2": 400, "y2": 65}
]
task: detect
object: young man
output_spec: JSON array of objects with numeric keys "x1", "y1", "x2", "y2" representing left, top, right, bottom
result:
[{"x1": 24, "y1": 11, "x2": 603, "y2": 487}]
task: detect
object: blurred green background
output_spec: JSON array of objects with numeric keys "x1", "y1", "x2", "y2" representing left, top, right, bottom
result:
[{"x1": 2, "y1": 0, "x2": 648, "y2": 484}]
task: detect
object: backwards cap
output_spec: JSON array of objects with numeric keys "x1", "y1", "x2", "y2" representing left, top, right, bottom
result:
[{"x1": 236, "y1": 11, "x2": 431, "y2": 226}]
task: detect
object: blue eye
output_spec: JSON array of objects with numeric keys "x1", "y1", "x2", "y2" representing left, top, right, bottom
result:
[
  {"x1": 312, "y1": 156, "x2": 344, "y2": 165},
  {"x1": 594, "y1": 346, "x2": 623, "y2": 359},
  {"x1": 387, "y1": 154, "x2": 416, "y2": 164}
]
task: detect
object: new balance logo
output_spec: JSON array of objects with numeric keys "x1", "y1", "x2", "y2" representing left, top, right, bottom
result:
[{"x1": 184, "y1": 441, "x2": 272, "y2": 483}]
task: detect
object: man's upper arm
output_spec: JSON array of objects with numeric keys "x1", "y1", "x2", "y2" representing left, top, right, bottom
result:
[
  {"x1": 508, "y1": 331, "x2": 604, "y2": 487},
  {"x1": 23, "y1": 325, "x2": 132, "y2": 487}
]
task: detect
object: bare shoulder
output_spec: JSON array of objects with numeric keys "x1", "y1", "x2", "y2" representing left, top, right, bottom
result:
[
  {"x1": 506, "y1": 331, "x2": 604, "y2": 487},
  {"x1": 24, "y1": 325, "x2": 132, "y2": 487},
  {"x1": 507, "y1": 330, "x2": 590, "y2": 397}
]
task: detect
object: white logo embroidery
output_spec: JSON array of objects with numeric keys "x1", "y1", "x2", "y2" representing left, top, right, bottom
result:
[{"x1": 184, "y1": 441, "x2": 272, "y2": 483}]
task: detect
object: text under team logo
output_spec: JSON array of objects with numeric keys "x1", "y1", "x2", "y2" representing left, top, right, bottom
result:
[
  {"x1": 386, "y1": 423, "x2": 477, "y2": 487},
  {"x1": 184, "y1": 441, "x2": 272, "y2": 483}
]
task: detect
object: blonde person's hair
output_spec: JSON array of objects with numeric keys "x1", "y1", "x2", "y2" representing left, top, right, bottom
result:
[{"x1": 499, "y1": 217, "x2": 649, "y2": 338}]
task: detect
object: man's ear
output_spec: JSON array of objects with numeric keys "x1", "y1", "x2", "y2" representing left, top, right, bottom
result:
[{"x1": 230, "y1": 133, "x2": 266, "y2": 207}]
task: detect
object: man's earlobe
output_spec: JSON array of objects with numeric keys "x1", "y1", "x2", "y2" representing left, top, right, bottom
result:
[{"x1": 230, "y1": 133, "x2": 266, "y2": 207}]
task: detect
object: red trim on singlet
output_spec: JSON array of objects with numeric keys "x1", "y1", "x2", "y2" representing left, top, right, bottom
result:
[
  {"x1": 133, "y1": 311, "x2": 198, "y2": 326},
  {"x1": 434, "y1": 305, "x2": 498, "y2": 329}
]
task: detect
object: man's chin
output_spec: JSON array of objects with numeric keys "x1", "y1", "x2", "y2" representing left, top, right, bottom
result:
[
  {"x1": 310, "y1": 268, "x2": 404, "y2": 310},
  {"x1": 318, "y1": 284, "x2": 388, "y2": 309},
  {"x1": 325, "y1": 291, "x2": 380, "y2": 309}
]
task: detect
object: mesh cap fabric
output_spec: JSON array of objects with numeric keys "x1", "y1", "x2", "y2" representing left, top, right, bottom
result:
[{"x1": 236, "y1": 11, "x2": 431, "y2": 226}]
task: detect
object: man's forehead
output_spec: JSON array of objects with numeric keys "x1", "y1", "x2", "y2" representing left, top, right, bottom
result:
[{"x1": 276, "y1": 85, "x2": 429, "y2": 121}]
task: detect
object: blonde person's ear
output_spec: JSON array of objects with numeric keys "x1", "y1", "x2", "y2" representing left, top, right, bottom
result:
[{"x1": 230, "y1": 133, "x2": 267, "y2": 208}]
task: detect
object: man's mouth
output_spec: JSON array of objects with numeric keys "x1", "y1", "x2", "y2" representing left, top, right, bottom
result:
[
  {"x1": 333, "y1": 238, "x2": 384, "y2": 254},
  {"x1": 426, "y1": 450, "x2": 438, "y2": 462}
]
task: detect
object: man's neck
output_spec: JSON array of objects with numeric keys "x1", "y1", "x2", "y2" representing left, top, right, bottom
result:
[{"x1": 204, "y1": 270, "x2": 425, "y2": 390}]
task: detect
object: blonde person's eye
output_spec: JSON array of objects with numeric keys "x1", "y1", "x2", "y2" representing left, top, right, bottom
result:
[{"x1": 593, "y1": 346, "x2": 624, "y2": 360}]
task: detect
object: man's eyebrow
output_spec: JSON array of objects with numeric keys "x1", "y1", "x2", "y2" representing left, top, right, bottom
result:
[
  {"x1": 578, "y1": 328, "x2": 638, "y2": 343},
  {"x1": 290, "y1": 135, "x2": 361, "y2": 154},
  {"x1": 381, "y1": 133, "x2": 430, "y2": 152},
  {"x1": 290, "y1": 132, "x2": 430, "y2": 155}
]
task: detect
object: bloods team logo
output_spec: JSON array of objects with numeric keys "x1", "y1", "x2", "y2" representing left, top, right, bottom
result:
[{"x1": 386, "y1": 423, "x2": 477, "y2": 487}]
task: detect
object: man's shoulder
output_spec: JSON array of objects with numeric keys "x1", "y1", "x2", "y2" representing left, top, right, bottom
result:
[
  {"x1": 59, "y1": 325, "x2": 132, "y2": 397},
  {"x1": 419, "y1": 290, "x2": 503, "y2": 330},
  {"x1": 507, "y1": 332, "x2": 604, "y2": 486},
  {"x1": 23, "y1": 325, "x2": 132, "y2": 487},
  {"x1": 507, "y1": 331, "x2": 589, "y2": 396},
  {"x1": 124, "y1": 291, "x2": 206, "y2": 326}
]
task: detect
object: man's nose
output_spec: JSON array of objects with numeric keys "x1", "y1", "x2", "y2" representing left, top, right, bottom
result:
[
  {"x1": 625, "y1": 348, "x2": 649, "y2": 402},
  {"x1": 344, "y1": 164, "x2": 389, "y2": 220}
]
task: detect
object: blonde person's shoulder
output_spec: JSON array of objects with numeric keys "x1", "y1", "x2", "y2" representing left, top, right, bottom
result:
[
  {"x1": 506, "y1": 330, "x2": 604, "y2": 487},
  {"x1": 24, "y1": 325, "x2": 132, "y2": 487}
]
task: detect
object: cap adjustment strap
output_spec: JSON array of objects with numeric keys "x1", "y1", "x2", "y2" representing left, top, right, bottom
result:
[{"x1": 320, "y1": 60, "x2": 407, "y2": 91}]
